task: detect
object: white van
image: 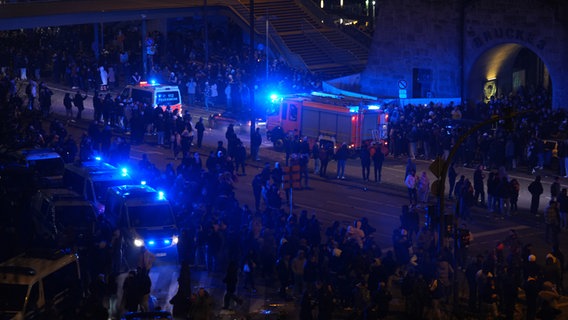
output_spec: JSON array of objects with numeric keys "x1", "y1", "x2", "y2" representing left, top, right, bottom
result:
[
  {"x1": 63, "y1": 160, "x2": 134, "y2": 213},
  {"x1": 121, "y1": 81, "x2": 182, "y2": 114},
  {"x1": 0, "y1": 249, "x2": 82, "y2": 320},
  {"x1": 104, "y1": 185, "x2": 178, "y2": 259}
]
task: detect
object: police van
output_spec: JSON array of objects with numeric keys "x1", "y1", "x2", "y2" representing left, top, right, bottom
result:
[
  {"x1": 63, "y1": 160, "x2": 134, "y2": 214},
  {"x1": 121, "y1": 81, "x2": 182, "y2": 113},
  {"x1": 104, "y1": 185, "x2": 179, "y2": 261},
  {"x1": 0, "y1": 148, "x2": 65, "y2": 188},
  {"x1": 30, "y1": 188, "x2": 98, "y2": 250},
  {"x1": 0, "y1": 249, "x2": 82, "y2": 320}
]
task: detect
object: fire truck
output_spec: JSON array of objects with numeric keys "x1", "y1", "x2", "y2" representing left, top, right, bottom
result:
[{"x1": 266, "y1": 92, "x2": 389, "y2": 155}]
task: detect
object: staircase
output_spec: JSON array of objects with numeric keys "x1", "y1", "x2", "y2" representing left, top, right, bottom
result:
[{"x1": 238, "y1": 0, "x2": 369, "y2": 79}]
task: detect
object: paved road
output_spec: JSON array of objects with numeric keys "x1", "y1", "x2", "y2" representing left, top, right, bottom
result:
[{"x1": 34, "y1": 81, "x2": 568, "y2": 319}]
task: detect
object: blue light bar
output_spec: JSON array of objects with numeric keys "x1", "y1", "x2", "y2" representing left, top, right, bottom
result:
[
  {"x1": 158, "y1": 191, "x2": 165, "y2": 200},
  {"x1": 141, "y1": 180, "x2": 147, "y2": 185},
  {"x1": 368, "y1": 105, "x2": 381, "y2": 110},
  {"x1": 147, "y1": 240, "x2": 156, "y2": 246}
]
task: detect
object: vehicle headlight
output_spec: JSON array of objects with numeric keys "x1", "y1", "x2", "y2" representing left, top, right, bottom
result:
[
  {"x1": 172, "y1": 235, "x2": 179, "y2": 245},
  {"x1": 134, "y1": 238, "x2": 144, "y2": 247}
]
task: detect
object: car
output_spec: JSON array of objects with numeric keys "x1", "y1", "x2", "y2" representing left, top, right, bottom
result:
[
  {"x1": 209, "y1": 111, "x2": 266, "y2": 134},
  {"x1": 208, "y1": 111, "x2": 245, "y2": 130}
]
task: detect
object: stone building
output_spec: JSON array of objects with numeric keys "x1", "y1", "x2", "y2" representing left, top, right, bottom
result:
[{"x1": 360, "y1": 0, "x2": 568, "y2": 109}]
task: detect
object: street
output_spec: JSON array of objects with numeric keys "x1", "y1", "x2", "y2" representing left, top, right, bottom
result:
[{"x1": 38, "y1": 82, "x2": 568, "y2": 317}]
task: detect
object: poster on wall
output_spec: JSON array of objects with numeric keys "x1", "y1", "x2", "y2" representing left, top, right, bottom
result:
[{"x1": 483, "y1": 79, "x2": 497, "y2": 103}]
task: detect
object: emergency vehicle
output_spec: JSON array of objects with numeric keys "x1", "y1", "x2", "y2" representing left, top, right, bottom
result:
[
  {"x1": 120, "y1": 81, "x2": 182, "y2": 113},
  {"x1": 266, "y1": 92, "x2": 389, "y2": 154}
]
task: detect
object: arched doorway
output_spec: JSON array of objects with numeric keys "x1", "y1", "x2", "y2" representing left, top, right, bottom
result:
[{"x1": 467, "y1": 43, "x2": 551, "y2": 105}]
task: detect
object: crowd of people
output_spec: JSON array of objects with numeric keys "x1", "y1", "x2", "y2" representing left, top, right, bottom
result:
[{"x1": 0, "y1": 21, "x2": 567, "y2": 320}]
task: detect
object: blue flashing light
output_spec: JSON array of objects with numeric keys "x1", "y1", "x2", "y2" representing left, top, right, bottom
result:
[
  {"x1": 368, "y1": 105, "x2": 381, "y2": 110},
  {"x1": 158, "y1": 191, "x2": 165, "y2": 200},
  {"x1": 147, "y1": 240, "x2": 156, "y2": 246},
  {"x1": 141, "y1": 180, "x2": 147, "y2": 185},
  {"x1": 150, "y1": 79, "x2": 157, "y2": 85},
  {"x1": 348, "y1": 106, "x2": 359, "y2": 113},
  {"x1": 121, "y1": 167, "x2": 128, "y2": 176},
  {"x1": 164, "y1": 239, "x2": 171, "y2": 245},
  {"x1": 94, "y1": 156, "x2": 102, "y2": 161},
  {"x1": 269, "y1": 93, "x2": 280, "y2": 103}
]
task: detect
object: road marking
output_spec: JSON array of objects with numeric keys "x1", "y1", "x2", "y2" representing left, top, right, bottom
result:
[
  {"x1": 326, "y1": 200, "x2": 400, "y2": 219},
  {"x1": 473, "y1": 225, "x2": 530, "y2": 238}
]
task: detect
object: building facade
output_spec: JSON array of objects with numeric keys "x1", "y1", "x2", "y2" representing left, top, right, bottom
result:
[{"x1": 360, "y1": 0, "x2": 568, "y2": 108}]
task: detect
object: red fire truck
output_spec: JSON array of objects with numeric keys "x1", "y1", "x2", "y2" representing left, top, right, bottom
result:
[{"x1": 266, "y1": 92, "x2": 389, "y2": 155}]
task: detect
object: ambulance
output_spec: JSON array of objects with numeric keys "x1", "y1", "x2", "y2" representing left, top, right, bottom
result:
[{"x1": 121, "y1": 81, "x2": 182, "y2": 113}]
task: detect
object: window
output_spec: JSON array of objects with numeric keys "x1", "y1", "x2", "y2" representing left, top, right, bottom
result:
[
  {"x1": 289, "y1": 104, "x2": 298, "y2": 121},
  {"x1": 43, "y1": 262, "x2": 79, "y2": 302},
  {"x1": 127, "y1": 204, "x2": 175, "y2": 228},
  {"x1": 0, "y1": 283, "x2": 29, "y2": 311},
  {"x1": 281, "y1": 103, "x2": 288, "y2": 120},
  {"x1": 131, "y1": 89, "x2": 152, "y2": 106},
  {"x1": 63, "y1": 170, "x2": 85, "y2": 197}
]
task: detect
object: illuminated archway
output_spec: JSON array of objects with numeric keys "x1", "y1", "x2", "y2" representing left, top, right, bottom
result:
[{"x1": 467, "y1": 43, "x2": 551, "y2": 104}]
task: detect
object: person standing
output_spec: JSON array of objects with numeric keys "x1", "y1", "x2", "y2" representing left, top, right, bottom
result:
[
  {"x1": 559, "y1": 188, "x2": 568, "y2": 231},
  {"x1": 545, "y1": 200, "x2": 560, "y2": 246},
  {"x1": 38, "y1": 83, "x2": 53, "y2": 118},
  {"x1": 417, "y1": 171, "x2": 430, "y2": 206},
  {"x1": 372, "y1": 142, "x2": 385, "y2": 183},
  {"x1": 551, "y1": 176, "x2": 561, "y2": 201},
  {"x1": 312, "y1": 141, "x2": 321, "y2": 175},
  {"x1": 558, "y1": 140, "x2": 567, "y2": 177},
  {"x1": 235, "y1": 140, "x2": 246, "y2": 176},
  {"x1": 405, "y1": 170, "x2": 418, "y2": 206},
  {"x1": 186, "y1": 78, "x2": 197, "y2": 106},
  {"x1": 251, "y1": 127, "x2": 262, "y2": 161},
  {"x1": 510, "y1": 178, "x2": 520, "y2": 215},
  {"x1": 335, "y1": 142, "x2": 349, "y2": 179},
  {"x1": 222, "y1": 260, "x2": 243, "y2": 310},
  {"x1": 63, "y1": 92, "x2": 73, "y2": 120},
  {"x1": 360, "y1": 143, "x2": 371, "y2": 181},
  {"x1": 528, "y1": 175, "x2": 544, "y2": 217},
  {"x1": 473, "y1": 165, "x2": 486, "y2": 207},
  {"x1": 448, "y1": 162, "x2": 457, "y2": 200},
  {"x1": 195, "y1": 117, "x2": 205, "y2": 148},
  {"x1": 73, "y1": 90, "x2": 87, "y2": 120},
  {"x1": 319, "y1": 143, "x2": 331, "y2": 178}
]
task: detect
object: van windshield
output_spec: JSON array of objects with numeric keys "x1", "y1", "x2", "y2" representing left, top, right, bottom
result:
[
  {"x1": 127, "y1": 204, "x2": 175, "y2": 228},
  {"x1": 93, "y1": 179, "x2": 133, "y2": 202},
  {"x1": 0, "y1": 283, "x2": 28, "y2": 311},
  {"x1": 55, "y1": 206, "x2": 94, "y2": 229},
  {"x1": 28, "y1": 157, "x2": 65, "y2": 177}
]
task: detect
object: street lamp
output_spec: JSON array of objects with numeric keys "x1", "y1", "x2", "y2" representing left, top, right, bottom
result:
[{"x1": 249, "y1": 0, "x2": 256, "y2": 153}]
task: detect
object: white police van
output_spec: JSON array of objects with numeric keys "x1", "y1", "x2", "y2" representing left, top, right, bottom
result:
[
  {"x1": 63, "y1": 160, "x2": 134, "y2": 213},
  {"x1": 104, "y1": 185, "x2": 179, "y2": 261},
  {"x1": 0, "y1": 249, "x2": 82, "y2": 320}
]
